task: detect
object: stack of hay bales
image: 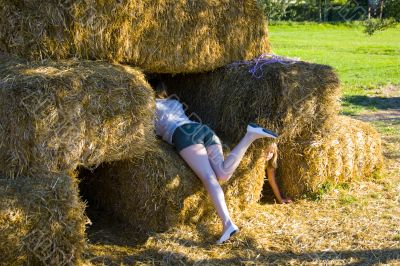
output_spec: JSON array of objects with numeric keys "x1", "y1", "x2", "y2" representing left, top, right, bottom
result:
[
  {"x1": 0, "y1": 0, "x2": 384, "y2": 264},
  {"x1": 0, "y1": 0, "x2": 270, "y2": 73},
  {"x1": 0, "y1": 53, "x2": 155, "y2": 265},
  {"x1": 80, "y1": 58, "x2": 382, "y2": 231},
  {"x1": 0, "y1": 1, "x2": 273, "y2": 263}
]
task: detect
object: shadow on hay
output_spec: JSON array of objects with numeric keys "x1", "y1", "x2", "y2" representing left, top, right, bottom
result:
[
  {"x1": 343, "y1": 95, "x2": 400, "y2": 110},
  {"x1": 82, "y1": 208, "x2": 151, "y2": 247},
  {"x1": 77, "y1": 166, "x2": 155, "y2": 246},
  {"x1": 86, "y1": 232, "x2": 400, "y2": 265},
  {"x1": 81, "y1": 211, "x2": 216, "y2": 250}
]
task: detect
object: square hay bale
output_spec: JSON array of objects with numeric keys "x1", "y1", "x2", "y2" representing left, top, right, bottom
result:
[
  {"x1": 278, "y1": 115, "x2": 383, "y2": 198},
  {"x1": 163, "y1": 60, "x2": 341, "y2": 145},
  {"x1": 80, "y1": 139, "x2": 268, "y2": 233},
  {"x1": 0, "y1": 53, "x2": 155, "y2": 178},
  {"x1": 0, "y1": 174, "x2": 88, "y2": 266},
  {"x1": 0, "y1": 0, "x2": 270, "y2": 74}
]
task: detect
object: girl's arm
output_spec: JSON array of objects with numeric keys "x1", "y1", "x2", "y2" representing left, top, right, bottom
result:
[{"x1": 266, "y1": 167, "x2": 292, "y2": 204}]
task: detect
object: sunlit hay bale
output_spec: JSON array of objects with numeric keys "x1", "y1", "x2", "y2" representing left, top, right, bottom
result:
[
  {"x1": 0, "y1": 0, "x2": 270, "y2": 74},
  {"x1": 163, "y1": 60, "x2": 341, "y2": 145},
  {"x1": 0, "y1": 53, "x2": 155, "y2": 178},
  {"x1": 278, "y1": 116, "x2": 383, "y2": 198},
  {"x1": 0, "y1": 174, "x2": 88, "y2": 265},
  {"x1": 356, "y1": 119, "x2": 383, "y2": 176},
  {"x1": 81, "y1": 139, "x2": 267, "y2": 233}
]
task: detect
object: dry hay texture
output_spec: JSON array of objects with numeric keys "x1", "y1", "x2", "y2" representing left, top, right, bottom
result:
[
  {"x1": 0, "y1": 53, "x2": 155, "y2": 178},
  {"x1": 81, "y1": 139, "x2": 268, "y2": 233},
  {"x1": 278, "y1": 115, "x2": 384, "y2": 197},
  {"x1": 0, "y1": 0, "x2": 270, "y2": 74},
  {"x1": 0, "y1": 174, "x2": 88, "y2": 266}
]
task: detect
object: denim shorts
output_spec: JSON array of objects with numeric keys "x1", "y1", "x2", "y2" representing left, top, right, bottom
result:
[{"x1": 172, "y1": 123, "x2": 222, "y2": 152}]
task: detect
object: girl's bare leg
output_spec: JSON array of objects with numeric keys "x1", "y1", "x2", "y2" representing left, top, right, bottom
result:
[
  {"x1": 206, "y1": 132, "x2": 259, "y2": 182},
  {"x1": 179, "y1": 144, "x2": 234, "y2": 231}
]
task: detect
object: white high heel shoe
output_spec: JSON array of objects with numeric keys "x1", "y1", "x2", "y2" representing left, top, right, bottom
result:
[
  {"x1": 247, "y1": 123, "x2": 278, "y2": 139},
  {"x1": 216, "y1": 223, "x2": 239, "y2": 244}
]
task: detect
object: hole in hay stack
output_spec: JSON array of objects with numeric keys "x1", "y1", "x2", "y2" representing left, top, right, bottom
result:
[
  {"x1": 260, "y1": 182, "x2": 278, "y2": 204},
  {"x1": 259, "y1": 166, "x2": 288, "y2": 204},
  {"x1": 76, "y1": 165, "x2": 150, "y2": 246}
]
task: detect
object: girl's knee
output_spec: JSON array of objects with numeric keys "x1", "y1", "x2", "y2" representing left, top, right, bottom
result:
[
  {"x1": 217, "y1": 174, "x2": 232, "y2": 182},
  {"x1": 215, "y1": 166, "x2": 233, "y2": 182},
  {"x1": 213, "y1": 164, "x2": 232, "y2": 181},
  {"x1": 199, "y1": 172, "x2": 218, "y2": 184}
]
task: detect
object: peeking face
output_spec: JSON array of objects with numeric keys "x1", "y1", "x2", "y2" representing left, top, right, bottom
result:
[
  {"x1": 265, "y1": 142, "x2": 277, "y2": 161},
  {"x1": 265, "y1": 149, "x2": 274, "y2": 161},
  {"x1": 265, "y1": 142, "x2": 278, "y2": 169}
]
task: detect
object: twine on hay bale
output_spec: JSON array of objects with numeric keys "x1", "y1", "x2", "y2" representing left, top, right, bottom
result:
[
  {"x1": 0, "y1": 0, "x2": 270, "y2": 74},
  {"x1": 0, "y1": 53, "x2": 155, "y2": 178},
  {"x1": 228, "y1": 53, "x2": 301, "y2": 78},
  {"x1": 80, "y1": 139, "x2": 268, "y2": 233},
  {"x1": 278, "y1": 115, "x2": 383, "y2": 198},
  {"x1": 0, "y1": 174, "x2": 88, "y2": 266}
]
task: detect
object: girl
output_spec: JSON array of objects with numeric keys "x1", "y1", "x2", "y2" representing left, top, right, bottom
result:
[
  {"x1": 264, "y1": 143, "x2": 292, "y2": 204},
  {"x1": 151, "y1": 79, "x2": 278, "y2": 244}
]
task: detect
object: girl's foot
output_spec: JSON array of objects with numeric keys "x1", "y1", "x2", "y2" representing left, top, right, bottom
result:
[
  {"x1": 216, "y1": 223, "x2": 239, "y2": 244},
  {"x1": 247, "y1": 123, "x2": 278, "y2": 139}
]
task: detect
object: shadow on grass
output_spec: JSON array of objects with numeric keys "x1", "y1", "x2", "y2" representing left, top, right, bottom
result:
[
  {"x1": 342, "y1": 95, "x2": 400, "y2": 111},
  {"x1": 382, "y1": 135, "x2": 400, "y2": 160}
]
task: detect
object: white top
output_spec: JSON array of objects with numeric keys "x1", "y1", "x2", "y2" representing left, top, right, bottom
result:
[{"x1": 155, "y1": 98, "x2": 193, "y2": 145}]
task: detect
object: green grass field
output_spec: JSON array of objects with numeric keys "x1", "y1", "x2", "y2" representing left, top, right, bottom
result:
[{"x1": 269, "y1": 22, "x2": 400, "y2": 97}]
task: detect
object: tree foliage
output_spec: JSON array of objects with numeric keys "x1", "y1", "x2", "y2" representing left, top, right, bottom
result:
[
  {"x1": 257, "y1": 0, "x2": 399, "y2": 34},
  {"x1": 364, "y1": 0, "x2": 400, "y2": 35},
  {"x1": 257, "y1": 0, "x2": 292, "y2": 21}
]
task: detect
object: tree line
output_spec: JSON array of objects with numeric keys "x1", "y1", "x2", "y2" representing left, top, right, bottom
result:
[{"x1": 257, "y1": 0, "x2": 399, "y2": 34}]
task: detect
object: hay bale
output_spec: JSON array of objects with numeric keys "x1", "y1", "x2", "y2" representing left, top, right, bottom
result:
[
  {"x1": 163, "y1": 60, "x2": 341, "y2": 144},
  {"x1": 0, "y1": 174, "x2": 88, "y2": 265},
  {"x1": 0, "y1": 53, "x2": 155, "y2": 178},
  {"x1": 278, "y1": 116, "x2": 383, "y2": 198},
  {"x1": 0, "y1": 0, "x2": 270, "y2": 74},
  {"x1": 80, "y1": 139, "x2": 267, "y2": 233}
]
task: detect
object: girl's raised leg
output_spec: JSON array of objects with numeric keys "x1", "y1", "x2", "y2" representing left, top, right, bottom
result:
[{"x1": 206, "y1": 132, "x2": 260, "y2": 182}]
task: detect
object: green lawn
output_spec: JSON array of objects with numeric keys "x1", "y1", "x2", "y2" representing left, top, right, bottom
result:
[{"x1": 268, "y1": 22, "x2": 400, "y2": 97}]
